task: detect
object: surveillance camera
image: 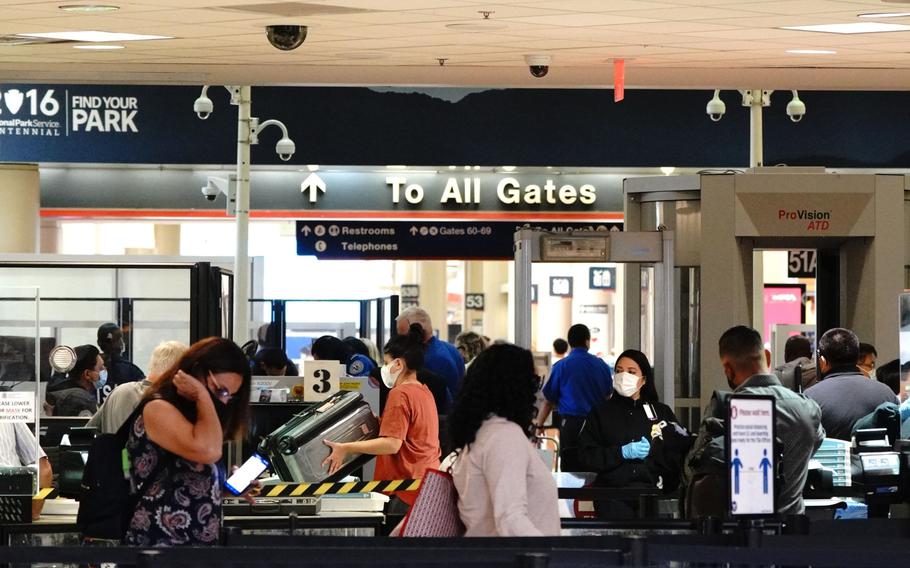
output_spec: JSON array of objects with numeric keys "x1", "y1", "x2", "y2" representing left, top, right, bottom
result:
[
  {"x1": 524, "y1": 54, "x2": 551, "y2": 78},
  {"x1": 786, "y1": 93, "x2": 806, "y2": 123},
  {"x1": 266, "y1": 25, "x2": 308, "y2": 51},
  {"x1": 275, "y1": 137, "x2": 296, "y2": 161},
  {"x1": 706, "y1": 91, "x2": 726, "y2": 122},
  {"x1": 193, "y1": 95, "x2": 213, "y2": 120},
  {"x1": 201, "y1": 183, "x2": 218, "y2": 201}
]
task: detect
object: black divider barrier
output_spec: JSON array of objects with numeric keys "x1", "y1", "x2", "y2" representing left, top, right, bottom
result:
[
  {"x1": 647, "y1": 543, "x2": 910, "y2": 567},
  {"x1": 0, "y1": 546, "x2": 624, "y2": 567}
]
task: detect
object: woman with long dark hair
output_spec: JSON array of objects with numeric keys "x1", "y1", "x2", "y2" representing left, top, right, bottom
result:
[
  {"x1": 449, "y1": 343, "x2": 559, "y2": 536},
  {"x1": 323, "y1": 324, "x2": 440, "y2": 508},
  {"x1": 124, "y1": 337, "x2": 252, "y2": 547},
  {"x1": 578, "y1": 349, "x2": 686, "y2": 517}
]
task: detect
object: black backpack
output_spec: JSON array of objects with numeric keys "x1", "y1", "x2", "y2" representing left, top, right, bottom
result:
[{"x1": 76, "y1": 402, "x2": 167, "y2": 541}]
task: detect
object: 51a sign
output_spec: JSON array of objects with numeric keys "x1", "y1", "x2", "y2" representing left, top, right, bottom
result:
[{"x1": 787, "y1": 250, "x2": 817, "y2": 278}]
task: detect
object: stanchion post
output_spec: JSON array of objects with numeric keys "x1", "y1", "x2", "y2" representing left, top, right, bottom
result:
[
  {"x1": 288, "y1": 511, "x2": 298, "y2": 535},
  {"x1": 698, "y1": 516, "x2": 721, "y2": 535},
  {"x1": 625, "y1": 535, "x2": 647, "y2": 567}
]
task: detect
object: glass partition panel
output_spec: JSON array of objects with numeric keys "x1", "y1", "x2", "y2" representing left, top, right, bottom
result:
[
  {"x1": 0, "y1": 267, "x2": 116, "y2": 297},
  {"x1": 0, "y1": 287, "x2": 41, "y2": 494},
  {"x1": 117, "y1": 268, "x2": 191, "y2": 298},
  {"x1": 133, "y1": 300, "x2": 192, "y2": 373}
]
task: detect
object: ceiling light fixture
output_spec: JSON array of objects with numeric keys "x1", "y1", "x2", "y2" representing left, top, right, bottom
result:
[
  {"x1": 501, "y1": 165, "x2": 516, "y2": 172},
  {"x1": 660, "y1": 167, "x2": 675, "y2": 176},
  {"x1": 781, "y1": 22, "x2": 910, "y2": 33},
  {"x1": 18, "y1": 31, "x2": 171, "y2": 42},
  {"x1": 73, "y1": 44, "x2": 124, "y2": 49},
  {"x1": 858, "y1": 11, "x2": 910, "y2": 18},
  {"x1": 306, "y1": 164, "x2": 319, "y2": 172},
  {"x1": 58, "y1": 4, "x2": 120, "y2": 12},
  {"x1": 786, "y1": 49, "x2": 837, "y2": 54}
]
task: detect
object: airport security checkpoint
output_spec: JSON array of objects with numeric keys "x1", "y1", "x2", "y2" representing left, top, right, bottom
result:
[{"x1": 1, "y1": 167, "x2": 910, "y2": 568}]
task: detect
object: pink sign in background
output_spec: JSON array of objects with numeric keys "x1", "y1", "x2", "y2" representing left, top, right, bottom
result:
[{"x1": 763, "y1": 285, "x2": 805, "y2": 344}]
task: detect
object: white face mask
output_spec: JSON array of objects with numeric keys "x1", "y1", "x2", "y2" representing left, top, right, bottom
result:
[
  {"x1": 380, "y1": 360, "x2": 402, "y2": 389},
  {"x1": 613, "y1": 371, "x2": 641, "y2": 398}
]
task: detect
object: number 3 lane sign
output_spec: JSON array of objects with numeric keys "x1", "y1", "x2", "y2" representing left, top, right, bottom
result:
[{"x1": 302, "y1": 360, "x2": 342, "y2": 402}]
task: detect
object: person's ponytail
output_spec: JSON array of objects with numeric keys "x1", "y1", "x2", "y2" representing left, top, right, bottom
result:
[{"x1": 385, "y1": 323, "x2": 427, "y2": 372}]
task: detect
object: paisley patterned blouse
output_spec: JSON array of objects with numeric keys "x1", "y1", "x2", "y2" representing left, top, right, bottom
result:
[{"x1": 123, "y1": 414, "x2": 222, "y2": 547}]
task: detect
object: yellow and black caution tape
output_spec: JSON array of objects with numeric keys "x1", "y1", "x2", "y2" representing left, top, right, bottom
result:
[
  {"x1": 263, "y1": 479, "x2": 421, "y2": 498},
  {"x1": 33, "y1": 487, "x2": 60, "y2": 500}
]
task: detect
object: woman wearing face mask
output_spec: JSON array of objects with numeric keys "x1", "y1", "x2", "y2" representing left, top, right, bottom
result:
[
  {"x1": 124, "y1": 337, "x2": 251, "y2": 547},
  {"x1": 323, "y1": 324, "x2": 440, "y2": 510},
  {"x1": 578, "y1": 349, "x2": 687, "y2": 518},
  {"x1": 46, "y1": 344, "x2": 107, "y2": 416}
]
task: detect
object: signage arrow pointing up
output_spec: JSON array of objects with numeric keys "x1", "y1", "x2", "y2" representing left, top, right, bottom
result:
[
  {"x1": 300, "y1": 225, "x2": 311, "y2": 236},
  {"x1": 409, "y1": 226, "x2": 418, "y2": 236},
  {"x1": 300, "y1": 173, "x2": 326, "y2": 203}
]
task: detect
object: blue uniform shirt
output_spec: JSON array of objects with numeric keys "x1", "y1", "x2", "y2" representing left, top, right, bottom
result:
[
  {"x1": 346, "y1": 353, "x2": 376, "y2": 377},
  {"x1": 543, "y1": 347, "x2": 613, "y2": 418},
  {"x1": 423, "y1": 336, "x2": 465, "y2": 399}
]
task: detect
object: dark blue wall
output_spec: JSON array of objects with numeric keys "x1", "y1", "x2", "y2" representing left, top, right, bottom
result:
[{"x1": 1, "y1": 84, "x2": 909, "y2": 167}]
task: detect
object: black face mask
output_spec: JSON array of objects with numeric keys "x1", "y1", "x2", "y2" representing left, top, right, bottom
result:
[{"x1": 208, "y1": 389, "x2": 234, "y2": 426}]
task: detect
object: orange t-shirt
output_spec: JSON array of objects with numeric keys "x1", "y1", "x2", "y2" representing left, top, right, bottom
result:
[{"x1": 375, "y1": 381, "x2": 440, "y2": 505}]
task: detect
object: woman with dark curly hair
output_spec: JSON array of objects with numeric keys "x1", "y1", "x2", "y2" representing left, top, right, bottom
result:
[{"x1": 449, "y1": 343, "x2": 559, "y2": 536}]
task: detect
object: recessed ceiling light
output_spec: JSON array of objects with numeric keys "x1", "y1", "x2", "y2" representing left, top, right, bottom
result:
[
  {"x1": 445, "y1": 22, "x2": 508, "y2": 32},
  {"x1": 501, "y1": 166, "x2": 516, "y2": 172},
  {"x1": 306, "y1": 164, "x2": 319, "y2": 172},
  {"x1": 18, "y1": 31, "x2": 171, "y2": 42},
  {"x1": 858, "y1": 12, "x2": 910, "y2": 18},
  {"x1": 73, "y1": 44, "x2": 124, "y2": 50},
  {"x1": 786, "y1": 49, "x2": 837, "y2": 54},
  {"x1": 58, "y1": 4, "x2": 120, "y2": 13},
  {"x1": 386, "y1": 165, "x2": 407, "y2": 170},
  {"x1": 781, "y1": 22, "x2": 910, "y2": 33}
]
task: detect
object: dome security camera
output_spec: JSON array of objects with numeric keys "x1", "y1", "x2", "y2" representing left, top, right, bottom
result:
[
  {"x1": 266, "y1": 25, "x2": 308, "y2": 51},
  {"x1": 276, "y1": 137, "x2": 296, "y2": 161},
  {"x1": 201, "y1": 182, "x2": 219, "y2": 201},
  {"x1": 524, "y1": 54, "x2": 551, "y2": 78},
  {"x1": 706, "y1": 90, "x2": 726, "y2": 122},
  {"x1": 786, "y1": 91, "x2": 806, "y2": 123},
  {"x1": 193, "y1": 95, "x2": 214, "y2": 120}
]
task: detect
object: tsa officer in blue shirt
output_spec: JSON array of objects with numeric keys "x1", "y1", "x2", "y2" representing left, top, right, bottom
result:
[
  {"x1": 535, "y1": 324, "x2": 613, "y2": 472},
  {"x1": 311, "y1": 336, "x2": 376, "y2": 377}
]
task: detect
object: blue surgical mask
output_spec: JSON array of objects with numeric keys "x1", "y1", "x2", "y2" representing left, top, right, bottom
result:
[{"x1": 95, "y1": 369, "x2": 108, "y2": 389}]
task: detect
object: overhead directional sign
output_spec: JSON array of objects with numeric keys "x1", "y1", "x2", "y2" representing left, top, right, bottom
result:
[
  {"x1": 301, "y1": 172, "x2": 326, "y2": 203},
  {"x1": 296, "y1": 221, "x2": 622, "y2": 260}
]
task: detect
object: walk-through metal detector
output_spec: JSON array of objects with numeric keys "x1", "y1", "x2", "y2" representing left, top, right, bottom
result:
[
  {"x1": 514, "y1": 229, "x2": 676, "y2": 409},
  {"x1": 624, "y1": 168, "x2": 908, "y2": 413}
]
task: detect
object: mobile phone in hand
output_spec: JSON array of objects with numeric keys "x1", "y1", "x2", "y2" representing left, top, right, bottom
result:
[{"x1": 225, "y1": 453, "x2": 269, "y2": 496}]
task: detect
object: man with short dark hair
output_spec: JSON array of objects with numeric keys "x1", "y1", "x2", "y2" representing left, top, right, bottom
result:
[
  {"x1": 535, "y1": 324, "x2": 613, "y2": 471},
  {"x1": 552, "y1": 338, "x2": 569, "y2": 361},
  {"x1": 805, "y1": 328, "x2": 896, "y2": 440},
  {"x1": 858, "y1": 342, "x2": 878, "y2": 379},
  {"x1": 683, "y1": 325, "x2": 823, "y2": 517},
  {"x1": 774, "y1": 335, "x2": 817, "y2": 392},
  {"x1": 96, "y1": 323, "x2": 144, "y2": 403}
]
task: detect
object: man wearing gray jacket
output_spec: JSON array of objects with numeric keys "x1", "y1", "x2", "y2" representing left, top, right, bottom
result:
[{"x1": 683, "y1": 326, "x2": 825, "y2": 517}]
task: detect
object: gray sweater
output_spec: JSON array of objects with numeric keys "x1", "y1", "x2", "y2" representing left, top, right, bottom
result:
[{"x1": 805, "y1": 368, "x2": 897, "y2": 441}]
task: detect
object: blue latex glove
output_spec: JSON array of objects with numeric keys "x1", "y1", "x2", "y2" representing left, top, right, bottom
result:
[
  {"x1": 621, "y1": 436, "x2": 651, "y2": 460},
  {"x1": 900, "y1": 397, "x2": 910, "y2": 423}
]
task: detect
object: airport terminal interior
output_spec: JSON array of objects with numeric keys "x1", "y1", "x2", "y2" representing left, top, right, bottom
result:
[{"x1": 3, "y1": 1, "x2": 910, "y2": 566}]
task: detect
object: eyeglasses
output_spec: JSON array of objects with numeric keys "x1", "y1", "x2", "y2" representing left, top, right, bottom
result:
[{"x1": 208, "y1": 373, "x2": 235, "y2": 404}]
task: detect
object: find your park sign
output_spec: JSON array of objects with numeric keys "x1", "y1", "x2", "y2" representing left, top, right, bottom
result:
[{"x1": 0, "y1": 86, "x2": 139, "y2": 137}]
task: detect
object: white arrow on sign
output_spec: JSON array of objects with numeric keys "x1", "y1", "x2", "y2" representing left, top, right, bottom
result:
[
  {"x1": 410, "y1": 226, "x2": 418, "y2": 236},
  {"x1": 300, "y1": 225, "x2": 311, "y2": 236},
  {"x1": 300, "y1": 173, "x2": 326, "y2": 203}
]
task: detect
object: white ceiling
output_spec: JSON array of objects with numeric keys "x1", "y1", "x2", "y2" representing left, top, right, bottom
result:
[{"x1": 5, "y1": 0, "x2": 910, "y2": 88}]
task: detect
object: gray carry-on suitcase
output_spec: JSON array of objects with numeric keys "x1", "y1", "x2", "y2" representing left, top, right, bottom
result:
[{"x1": 258, "y1": 390, "x2": 379, "y2": 482}]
